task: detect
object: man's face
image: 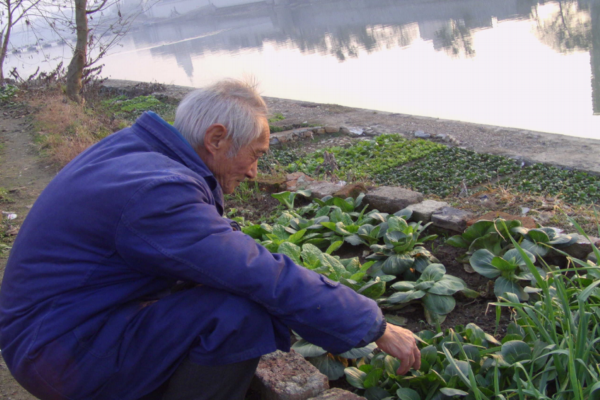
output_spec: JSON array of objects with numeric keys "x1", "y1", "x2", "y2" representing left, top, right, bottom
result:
[{"x1": 211, "y1": 118, "x2": 270, "y2": 194}]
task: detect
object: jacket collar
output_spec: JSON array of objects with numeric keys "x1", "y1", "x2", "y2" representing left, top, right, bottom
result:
[{"x1": 134, "y1": 112, "x2": 225, "y2": 215}]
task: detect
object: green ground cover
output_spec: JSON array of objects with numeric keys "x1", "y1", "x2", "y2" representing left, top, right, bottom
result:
[{"x1": 243, "y1": 190, "x2": 600, "y2": 399}]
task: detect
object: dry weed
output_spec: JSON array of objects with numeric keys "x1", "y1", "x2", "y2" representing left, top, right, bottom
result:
[
  {"x1": 27, "y1": 87, "x2": 123, "y2": 167},
  {"x1": 449, "y1": 185, "x2": 600, "y2": 235}
]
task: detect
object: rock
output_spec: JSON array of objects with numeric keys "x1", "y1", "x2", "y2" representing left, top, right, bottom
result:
[
  {"x1": 286, "y1": 172, "x2": 315, "y2": 191},
  {"x1": 561, "y1": 235, "x2": 600, "y2": 260},
  {"x1": 432, "y1": 207, "x2": 474, "y2": 232},
  {"x1": 348, "y1": 128, "x2": 364, "y2": 136},
  {"x1": 406, "y1": 200, "x2": 449, "y2": 222},
  {"x1": 467, "y1": 211, "x2": 537, "y2": 229},
  {"x1": 253, "y1": 177, "x2": 287, "y2": 193},
  {"x1": 300, "y1": 130, "x2": 315, "y2": 140},
  {"x1": 365, "y1": 186, "x2": 423, "y2": 213},
  {"x1": 339, "y1": 127, "x2": 350, "y2": 135},
  {"x1": 435, "y1": 134, "x2": 447, "y2": 140},
  {"x1": 333, "y1": 183, "x2": 369, "y2": 199},
  {"x1": 254, "y1": 350, "x2": 329, "y2": 400},
  {"x1": 324, "y1": 126, "x2": 339, "y2": 133},
  {"x1": 315, "y1": 128, "x2": 326, "y2": 135},
  {"x1": 414, "y1": 130, "x2": 430, "y2": 138},
  {"x1": 270, "y1": 137, "x2": 280, "y2": 145},
  {"x1": 307, "y1": 181, "x2": 345, "y2": 199},
  {"x1": 307, "y1": 388, "x2": 365, "y2": 399}
]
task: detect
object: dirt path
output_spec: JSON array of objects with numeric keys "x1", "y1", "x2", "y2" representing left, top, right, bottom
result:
[{"x1": 0, "y1": 105, "x2": 55, "y2": 400}]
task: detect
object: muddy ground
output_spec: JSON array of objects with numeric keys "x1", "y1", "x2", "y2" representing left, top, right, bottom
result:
[
  {"x1": 0, "y1": 105, "x2": 53, "y2": 399},
  {"x1": 0, "y1": 81, "x2": 596, "y2": 398}
]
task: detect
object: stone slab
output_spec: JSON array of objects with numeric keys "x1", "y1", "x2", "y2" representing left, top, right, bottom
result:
[
  {"x1": 365, "y1": 186, "x2": 423, "y2": 214},
  {"x1": 333, "y1": 183, "x2": 369, "y2": 199},
  {"x1": 560, "y1": 235, "x2": 600, "y2": 260},
  {"x1": 307, "y1": 388, "x2": 366, "y2": 399},
  {"x1": 432, "y1": 207, "x2": 474, "y2": 232},
  {"x1": 406, "y1": 200, "x2": 449, "y2": 222},
  {"x1": 286, "y1": 172, "x2": 315, "y2": 191},
  {"x1": 307, "y1": 181, "x2": 345, "y2": 199},
  {"x1": 254, "y1": 350, "x2": 329, "y2": 400}
]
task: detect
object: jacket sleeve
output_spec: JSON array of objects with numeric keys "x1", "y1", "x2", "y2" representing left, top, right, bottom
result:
[{"x1": 115, "y1": 174, "x2": 382, "y2": 354}]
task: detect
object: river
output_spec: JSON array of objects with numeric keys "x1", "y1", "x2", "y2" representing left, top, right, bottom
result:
[{"x1": 6, "y1": 0, "x2": 600, "y2": 139}]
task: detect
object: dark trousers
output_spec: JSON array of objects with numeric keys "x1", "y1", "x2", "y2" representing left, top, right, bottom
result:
[{"x1": 138, "y1": 357, "x2": 260, "y2": 400}]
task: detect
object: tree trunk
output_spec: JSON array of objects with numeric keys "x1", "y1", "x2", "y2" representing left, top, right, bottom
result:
[
  {"x1": 0, "y1": 2, "x2": 14, "y2": 85},
  {"x1": 66, "y1": 0, "x2": 88, "y2": 103}
]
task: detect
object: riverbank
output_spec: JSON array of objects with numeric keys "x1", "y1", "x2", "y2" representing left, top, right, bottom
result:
[{"x1": 104, "y1": 79, "x2": 600, "y2": 176}]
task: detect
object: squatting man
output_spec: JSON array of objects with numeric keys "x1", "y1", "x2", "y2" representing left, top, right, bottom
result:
[{"x1": 0, "y1": 80, "x2": 421, "y2": 400}]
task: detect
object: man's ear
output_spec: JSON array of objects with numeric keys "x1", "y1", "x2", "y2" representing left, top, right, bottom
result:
[{"x1": 203, "y1": 124, "x2": 228, "y2": 155}]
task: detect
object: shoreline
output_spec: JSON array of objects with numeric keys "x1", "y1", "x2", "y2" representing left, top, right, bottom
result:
[{"x1": 103, "y1": 79, "x2": 600, "y2": 176}]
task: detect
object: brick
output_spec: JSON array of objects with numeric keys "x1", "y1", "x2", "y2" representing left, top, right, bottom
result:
[
  {"x1": 406, "y1": 200, "x2": 449, "y2": 222},
  {"x1": 253, "y1": 177, "x2": 287, "y2": 193},
  {"x1": 307, "y1": 388, "x2": 366, "y2": 399},
  {"x1": 307, "y1": 181, "x2": 345, "y2": 199},
  {"x1": 365, "y1": 186, "x2": 423, "y2": 214},
  {"x1": 432, "y1": 207, "x2": 474, "y2": 232},
  {"x1": 254, "y1": 350, "x2": 329, "y2": 400},
  {"x1": 324, "y1": 126, "x2": 339, "y2": 133}
]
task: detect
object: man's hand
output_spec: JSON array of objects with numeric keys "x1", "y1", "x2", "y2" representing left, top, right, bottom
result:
[{"x1": 375, "y1": 324, "x2": 421, "y2": 375}]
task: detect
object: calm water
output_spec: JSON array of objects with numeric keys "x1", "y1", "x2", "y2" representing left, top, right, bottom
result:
[{"x1": 8, "y1": 0, "x2": 600, "y2": 138}]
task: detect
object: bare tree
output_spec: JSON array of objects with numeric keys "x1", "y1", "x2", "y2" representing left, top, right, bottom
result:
[
  {"x1": 36, "y1": 0, "x2": 147, "y2": 103},
  {"x1": 0, "y1": 0, "x2": 43, "y2": 83}
]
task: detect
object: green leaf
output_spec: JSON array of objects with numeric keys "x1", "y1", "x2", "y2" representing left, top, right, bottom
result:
[
  {"x1": 494, "y1": 277, "x2": 528, "y2": 301},
  {"x1": 396, "y1": 387, "x2": 421, "y2": 400},
  {"x1": 470, "y1": 249, "x2": 501, "y2": 279},
  {"x1": 278, "y1": 242, "x2": 301, "y2": 264},
  {"x1": 364, "y1": 387, "x2": 392, "y2": 400},
  {"x1": 325, "y1": 240, "x2": 343, "y2": 255},
  {"x1": 422, "y1": 293, "x2": 456, "y2": 315},
  {"x1": 420, "y1": 263, "x2": 446, "y2": 282},
  {"x1": 357, "y1": 278, "x2": 386, "y2": 300},
  {"x1": 447, "y1": 235, "x2": 470, "y2": 248},
  {"x1": 390, "y1": 281, "x2": 416, "y2": 291},
  {"x1": 345, "y1": 234, "x2": 365, "y2": 246},
  {"x1": 384, "y1": 314, "x2": 407, "y2": 326},
  {"x1": 527, "y1": 229, "x2": 550, "y2": 243},
  {"x1": 344, "y1": 367, "x2": 367, "y2": 389},
  {"x1": 363, "y1": 368, "x2": 384, "y2": 389},
  {"x1": 428, "y1": 277, "x2": 465, "y2": 295},
  {"x1": 288, "y1": 229, "x2": 307, "y2": 244},
  {"x1": 291, "y1": 339, "x2": 328, "y2": 357},
  {"x1": 491, "y1": 256, "x2": 516, "y2": 272},
  {"x1": 337, "y1": 343, "x2": 377, "y2": 359},
  {"x1": 421, "y1": 345, "x2": 438, "y2": 367},
  {"x1": 309, "y1": 354, "x2": 345, "y2": 380},
  {"x1": 440, "y1": 388, "x2": 469, "y2": 397},
  {"x1": 462, "y1": 220, "x2": 495, "y2": 241},
  {"x1": 382, "y1": 254, "x2": 414, "y2": 275},
  {"x1": 469, "y1": 232, "x2": 503, "y2": 255},
  {"x1": 387, "y1": 216, "x2": 409, "y2": 232},
  {"x1": 387, "y1": 290, "x2": 426, "y2": 304},
  {"x1": 501, "y1": 340, "x2": 532, "y2": 365},
  {"x1": 393, "y1": 208, "x2": 413, "y2": 220},
  {"x1": 384, "y1": 355, "x2": 400, "y2": 376},
  {"x1": 333, "y1": 197, "x2": 355, "y2": 212},
  {"x1": 444, "y1": 359, "x2": 471, "y2": 378},
  {"x1": 503, "y1": 248, "x2": 536, "y2": 266}
]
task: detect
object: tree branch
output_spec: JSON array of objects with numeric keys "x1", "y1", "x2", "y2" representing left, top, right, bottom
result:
[{"x1": 86, "y1": 0, "x2": 107, "y2": 15}]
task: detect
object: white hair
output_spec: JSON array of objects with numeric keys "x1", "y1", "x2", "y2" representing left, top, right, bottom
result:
[{"x1": 174, "y1": 79, "x2": 268, "y2": 157}]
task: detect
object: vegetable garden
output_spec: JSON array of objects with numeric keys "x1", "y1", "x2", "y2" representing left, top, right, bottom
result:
[{"x1": 237, "y1": 189, "x2": 600, "y2": 399}]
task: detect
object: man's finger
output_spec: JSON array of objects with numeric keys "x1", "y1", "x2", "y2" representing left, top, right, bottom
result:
[
  {"x1": 396, "y1": 352, "x2": 414, "y2": 375},
  {"x1": 412, "y1": 345, "x2": 422, "y2": 371}
]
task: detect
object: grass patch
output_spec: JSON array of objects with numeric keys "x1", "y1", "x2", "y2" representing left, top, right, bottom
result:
[
  {"x1": 0, "y1": 187, "x2": 13, "y2": 203},
  {"x1": 287, "y1": 134, "x2": 446, "y2": 180},
  {"x1": 258, "y1": 148, "x2": 304, "y2": 174},
  {"x1": 268, "y1": 112, "x2": 285, "y2": 123},
  {"x1": 101, "y1": 95, "x2": 176, "y2": 123},
  {"x1": 501, "y1": 163, "x2": 600, "y2": 204},
  {"x1": 377, "y1": 147, "x2": 521, "y2": 197}
]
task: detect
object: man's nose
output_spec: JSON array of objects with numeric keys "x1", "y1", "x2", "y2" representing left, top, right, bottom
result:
[{"x1": 246, "y1": 161, "x2": 258, "y2": 180}]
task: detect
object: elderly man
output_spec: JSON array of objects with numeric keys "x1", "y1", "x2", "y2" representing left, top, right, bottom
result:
[{"x1": 0, "y1": 80, "x2": 420, "y2": 400}]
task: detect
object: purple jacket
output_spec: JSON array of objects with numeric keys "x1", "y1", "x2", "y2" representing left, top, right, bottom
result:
[{"x1": 0, "y1": 112, "x2": 383, "y2": 399}]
